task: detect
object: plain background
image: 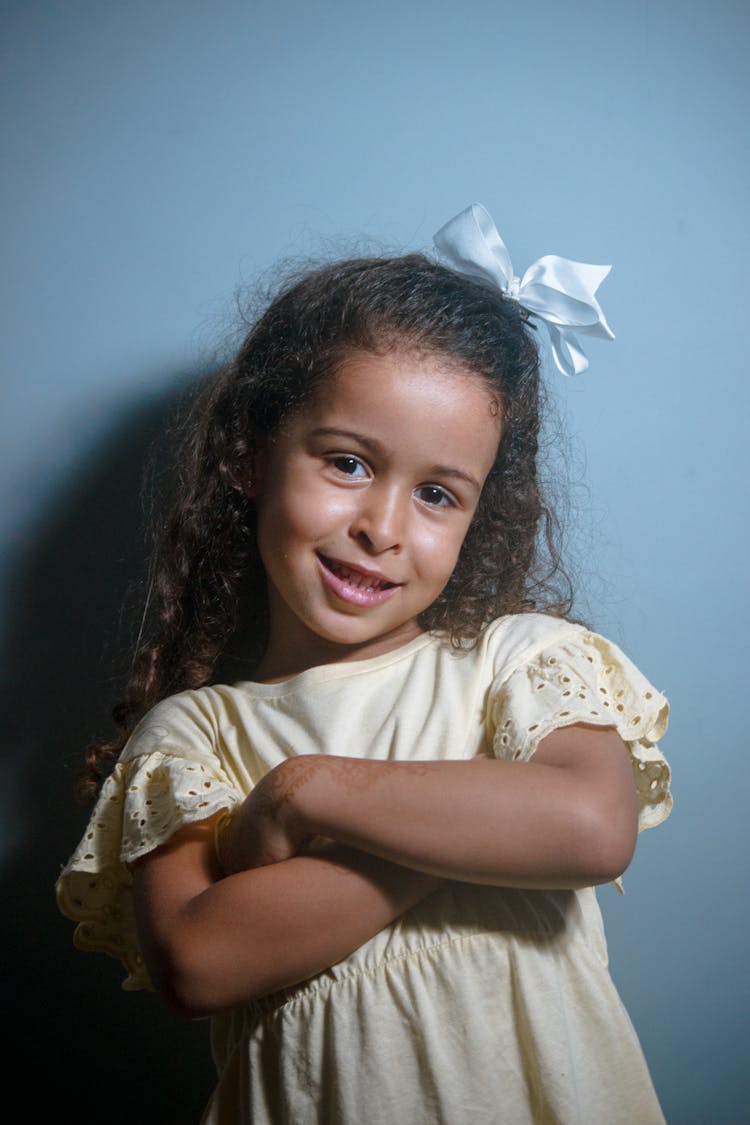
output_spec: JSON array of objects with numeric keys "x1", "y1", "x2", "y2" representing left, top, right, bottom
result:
[{"x1": 2, "y1": 1, "x2": 748, "y2": 1121}]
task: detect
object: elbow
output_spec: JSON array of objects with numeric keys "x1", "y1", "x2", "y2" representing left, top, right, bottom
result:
[
  {"x1": 574, "y1": 799, "x2": 638, "y2": 886},
  {"x1": 147, "y1": 941, "x2": 217, "y2": 1020},
  {"x1": 584, "y1": 830, "x2": 637, "y2": 886},
  {"x1": 147, "y1": 926, "x2": 302, "y2": 1018},
  {"x1": 146, "y1": 933, "x2": 263, "y2": 1020},
  {"x1": 157, "y1": 968, "x2": 218, "y2": 1021},
  {"x1": 160, "y1": 989, "x2": 209, "y2": 1022},
  {"x1": 155, "y1": 962, "x2": 253, "y2": 1021}
]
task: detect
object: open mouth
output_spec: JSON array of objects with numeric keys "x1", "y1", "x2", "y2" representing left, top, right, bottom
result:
[
  {"x1": 321, "y1": 556, "x2": 396, "y2": 591},
  {"x1": 317, "y1": 554, "x2": 400, "y2": 606}
]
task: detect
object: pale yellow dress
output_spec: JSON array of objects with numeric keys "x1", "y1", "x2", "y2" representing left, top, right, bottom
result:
[{"x1": 57, "y1": 613, "x2": 671, "y2": 1124}]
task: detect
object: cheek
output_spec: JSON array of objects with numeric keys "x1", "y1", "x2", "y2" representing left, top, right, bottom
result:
[
  {"x1": 418, "y1": 519, "x2": 473, "y2": 579},
  {"x1": 258, "y1": 475, "x2": 350, "y2": 548}
]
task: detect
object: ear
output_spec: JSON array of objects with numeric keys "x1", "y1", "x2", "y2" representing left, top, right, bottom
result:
[{"x1": 232, "y1": 446, "x2": 265, "y2": 499}]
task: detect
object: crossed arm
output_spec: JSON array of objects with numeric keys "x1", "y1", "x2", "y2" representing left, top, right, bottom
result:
[{"x1": 132, "y1": 724, "x2": 638, "y2": 1017}]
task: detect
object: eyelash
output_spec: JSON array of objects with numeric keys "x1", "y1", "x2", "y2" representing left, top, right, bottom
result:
[
  {"x1": 329, "y1": 455, "x2": 369, "y2": 478},
  {"x1": 415, "y1": 485, "x2": 454, "y2": 508},
  {"x1": 327, "y1": 455, "x2": 456, "y2": 509}
]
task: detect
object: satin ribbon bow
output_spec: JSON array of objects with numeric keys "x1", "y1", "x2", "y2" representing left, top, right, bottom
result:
[{"x1": 433, "y1": 203, "x2": 614, "y2": 376}]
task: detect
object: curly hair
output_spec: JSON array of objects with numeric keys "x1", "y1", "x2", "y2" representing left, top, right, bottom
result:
[{"x1": 77, "y1": 253, "x2": 572, "y2": 800}]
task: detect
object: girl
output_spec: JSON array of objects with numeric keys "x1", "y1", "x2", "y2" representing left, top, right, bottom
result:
[{"x1": 57, "y1": 204, "x2": 671, "y2": 1124}]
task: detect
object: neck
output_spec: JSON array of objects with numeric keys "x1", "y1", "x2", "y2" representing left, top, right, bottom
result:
[{"x1": 255, "y1": 621, "x2": 424, "y2": 684}]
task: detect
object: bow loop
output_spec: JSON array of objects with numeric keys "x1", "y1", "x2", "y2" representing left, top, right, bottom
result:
[{"x1": 433, "y1": 203, "x2": 614, "y2": 376}]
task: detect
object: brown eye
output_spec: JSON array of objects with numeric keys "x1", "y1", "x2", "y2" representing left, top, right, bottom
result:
[
  {"x1": 331, "y1": 456, "x2": 368, "y2": 477},
  {"x1": 416, "y1": 485, "x2": 452, "y2": 507}
]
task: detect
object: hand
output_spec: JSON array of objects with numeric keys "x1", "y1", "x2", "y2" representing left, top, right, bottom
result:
[{"x1": 220, "y1": 758, "x2": 320, "y2": 875}]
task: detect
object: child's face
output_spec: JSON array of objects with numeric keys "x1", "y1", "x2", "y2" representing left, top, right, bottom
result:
[{"x1": 252, "y1": 349, "x2": 502, "y2": 678}]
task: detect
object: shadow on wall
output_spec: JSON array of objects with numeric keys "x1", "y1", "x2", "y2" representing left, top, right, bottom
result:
[{"x1": 2, "y1": 374, "x2": 216, "y2": 1122}]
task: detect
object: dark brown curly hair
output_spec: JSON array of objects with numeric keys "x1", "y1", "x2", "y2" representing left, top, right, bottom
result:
[{"x1": 78, "y1": 252, "x2": 572, "y2": 800}]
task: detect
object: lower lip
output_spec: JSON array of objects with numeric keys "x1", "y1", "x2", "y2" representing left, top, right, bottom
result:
[{"x1": 317, "y1": 556, "x2": 400, "y2": 607}]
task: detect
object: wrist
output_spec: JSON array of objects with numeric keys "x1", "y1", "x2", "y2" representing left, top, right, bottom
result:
[
  {"x1": 284, "y1": 756, "x2": 387, "y2": 844},
  {"x1": 271, "y1": 755, "x2": 325, "y2": 838}
]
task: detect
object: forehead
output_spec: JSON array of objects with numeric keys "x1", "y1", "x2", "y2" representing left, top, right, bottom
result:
[
  {"x1": 314, "y1": 349, "x2": 500, "y2": 427},
  {"x1": 302, "y1": 349, "x2": 502, "y2": 473}
]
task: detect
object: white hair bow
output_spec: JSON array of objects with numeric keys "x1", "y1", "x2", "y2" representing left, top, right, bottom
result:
[{"x1": 433, "y1": 203, "x2": 614, "y2": 376}]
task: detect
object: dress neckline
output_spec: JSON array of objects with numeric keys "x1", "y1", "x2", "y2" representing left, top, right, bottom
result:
[{"x1": 232, "y1": 630, "x2": 438, "y2": 697}]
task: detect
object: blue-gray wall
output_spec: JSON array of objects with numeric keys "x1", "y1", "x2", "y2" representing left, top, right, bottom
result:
[{"x1": 3, "y1": 2, "x2": 747, "y2": 1121}]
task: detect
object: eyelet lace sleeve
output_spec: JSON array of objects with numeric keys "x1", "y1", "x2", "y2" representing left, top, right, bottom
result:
[
  {"x1": 488, "y1": 629, "x2": 671, "y2": 831},
  {"x1": 56, "y1": 739, "x2": 241, "y2": 991}
]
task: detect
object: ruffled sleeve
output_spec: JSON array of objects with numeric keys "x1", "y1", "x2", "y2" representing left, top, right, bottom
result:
[
  {"x1": 487, "y1": 628, "x2": 671, "y2": 832},
  {"x1": 56, "y1": 698, "x2": 243, "y2": 991}
]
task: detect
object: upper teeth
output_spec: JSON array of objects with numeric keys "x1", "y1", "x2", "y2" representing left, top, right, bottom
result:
[{"x1": 330, "y1": 561, "x2": 387, "y2": 590}]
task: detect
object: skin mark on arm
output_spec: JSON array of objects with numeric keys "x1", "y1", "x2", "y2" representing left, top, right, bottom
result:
[{"x1": 259, "y1": 756, "x2": 436, "y2": 820}]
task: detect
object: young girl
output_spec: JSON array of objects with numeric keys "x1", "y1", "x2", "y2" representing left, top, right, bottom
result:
[{"x1": 57, "y1": 204, "x2": 671, "y2": 1124}]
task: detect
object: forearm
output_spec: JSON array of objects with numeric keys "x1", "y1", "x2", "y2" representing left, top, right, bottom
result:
[
  {"x1": 270, "y1": 730, "x2": 638, "y2": 889},
  {"x1": 134, "y1": 829, "x2": 439, "y2": 1018}
]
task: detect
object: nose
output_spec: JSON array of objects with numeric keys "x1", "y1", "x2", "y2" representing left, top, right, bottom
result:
[{"x1": 350, "y1": 482, "x2": 407, "y2": 555}]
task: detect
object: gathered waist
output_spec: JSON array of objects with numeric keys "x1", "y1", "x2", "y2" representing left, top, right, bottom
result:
[{"x1": 246, "y1": 882, "x2": 606, "y2": 1019}]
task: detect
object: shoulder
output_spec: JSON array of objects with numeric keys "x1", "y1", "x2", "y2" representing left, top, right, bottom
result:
[
  {"x1": 476, "y1": 613, "x2": 587, "y2": 679},
  {"x1": 120, "y1": 683, "x2": 246, "y2": 766},
  {"x1": 480, "y1": 614, "x2": 667, "y2": 714}
]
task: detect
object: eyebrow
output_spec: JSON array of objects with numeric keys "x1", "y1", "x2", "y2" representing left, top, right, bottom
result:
[{"x1": 308, "y1": 427, "x2": 483, "y2": 491}]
